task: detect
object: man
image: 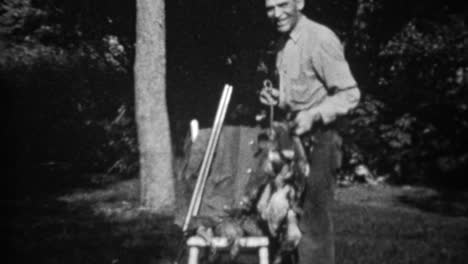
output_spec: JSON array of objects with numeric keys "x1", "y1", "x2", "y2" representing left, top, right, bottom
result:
[{"x1": 260, "y1": 0, "x2": 361, "y2": 263}]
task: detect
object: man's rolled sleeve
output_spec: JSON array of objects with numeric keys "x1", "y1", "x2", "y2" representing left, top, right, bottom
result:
[{"x1": 316, "y1": 88, "x2": 360, "y2": 124}]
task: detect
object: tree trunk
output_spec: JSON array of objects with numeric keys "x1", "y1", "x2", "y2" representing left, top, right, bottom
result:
[{"x1": 134, "y1": 0, "x2": 175, "y2": 213}]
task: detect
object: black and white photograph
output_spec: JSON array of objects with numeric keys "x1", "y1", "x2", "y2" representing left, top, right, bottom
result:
[{"x1": 4, "y1": 0, "x2": 468, "y2": 263}]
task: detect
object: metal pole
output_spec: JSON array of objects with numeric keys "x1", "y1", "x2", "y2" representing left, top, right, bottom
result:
[
  {"x1": 192, "y1": 84, "x2": 232, "y2": 216},
  {"x1": 182, "y1": 84, "x2": 233, "y2": 232}
]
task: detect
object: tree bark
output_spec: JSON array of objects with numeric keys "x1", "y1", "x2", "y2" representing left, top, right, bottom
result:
[{"x1": 134, "y1": 0, "x2": 175, "y2": 213}]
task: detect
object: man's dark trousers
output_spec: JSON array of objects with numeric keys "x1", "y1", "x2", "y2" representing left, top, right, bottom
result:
[{"x1": 297, "y1": 127, "x2": 342, "y2": 264}]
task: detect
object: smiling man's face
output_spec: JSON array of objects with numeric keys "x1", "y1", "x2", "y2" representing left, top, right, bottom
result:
[{"x1": 265, "y1": 0, "x2": 304, "y2": 34}]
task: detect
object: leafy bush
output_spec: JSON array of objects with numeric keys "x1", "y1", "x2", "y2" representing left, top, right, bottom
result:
[
  {"x1": 3, "y1": 42, "x2": 137, "y2": 184},
  {"x1": 339, "y1": 14, "x2": 468, "y2": 187}
]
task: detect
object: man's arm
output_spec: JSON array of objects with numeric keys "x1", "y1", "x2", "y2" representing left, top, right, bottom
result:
[
  {"x1": 295, "y1": 28, "x2": 360, "y2": 135},
  {"x1": 315, "y1": 27, "x2": 360, "y2": 121},
  {"x1": 314, "y1": 87, "x2": 360, "y2": 124}
]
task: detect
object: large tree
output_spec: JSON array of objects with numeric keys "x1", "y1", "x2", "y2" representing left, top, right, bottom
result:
[{"x1": 134, "y1": 0, "x2": 175, "y2": 213}]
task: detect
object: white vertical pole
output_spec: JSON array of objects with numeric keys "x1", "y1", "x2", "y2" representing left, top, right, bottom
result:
[
  {"x1": 187, "y1": 246, "x2": 200, "y2": 264},
  {"x1": 259, "y1": 246, "x2": 269, "y2": 264}
]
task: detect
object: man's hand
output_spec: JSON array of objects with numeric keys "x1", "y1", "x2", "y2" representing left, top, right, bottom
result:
[
  {"x1": 259, "y1": 87, "x2": 279, "y2": 106},
  {"x1": 294, "y1": 108, "x2": 322, "y2": 135}
]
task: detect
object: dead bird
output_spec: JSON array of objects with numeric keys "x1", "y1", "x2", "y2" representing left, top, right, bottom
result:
[
  {"x1": 241, "y1": 123, "x2": 309, "y2": 260},
  {"x1": 187, "y1": 123, "x2": 309, "y2": 262}
]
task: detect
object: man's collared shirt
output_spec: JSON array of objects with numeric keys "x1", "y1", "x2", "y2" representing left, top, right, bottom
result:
[{"x1": 276, "y1": 15, "x2": 360, "y2": 124}]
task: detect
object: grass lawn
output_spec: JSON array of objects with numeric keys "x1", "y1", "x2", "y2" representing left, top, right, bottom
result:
[
  {"x1": 6, "y1": 179, "x2": 468, "y2": 264},
  {"x1": 334, "y1": 185, "x2": 468, "y2": 263}
]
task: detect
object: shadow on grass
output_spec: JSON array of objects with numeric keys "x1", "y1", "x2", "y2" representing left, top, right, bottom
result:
[
  {"x1": 396, "y1": 186, "x2": 468, "y2": 217},
  {"x1": 7, "y1": 169, "x2": 468, "y2": 264},
  {"x1": 333, "y1": 201, "x2": 468, "y2": 264},
  {"x1": 7, "y1": 176, "x2": 184, "y2": 264}
]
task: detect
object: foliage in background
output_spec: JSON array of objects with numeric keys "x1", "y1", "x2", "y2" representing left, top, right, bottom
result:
[
  {"x1": 2, "y1": 46, "x2": 137, "y2": 186},
  {"x1": 2, "y1": 0, "x2": 138, "y2": 185},
  {"x1": 2, "y1": 0, "x2": 467, "y2": 188},
  {"x1": 339, "y1": 11, "x2": 467, "y2": 187}
]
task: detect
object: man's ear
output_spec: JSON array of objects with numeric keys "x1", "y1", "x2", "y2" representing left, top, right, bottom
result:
[{"x1": 296, "y1": 0, "x2": 305, "y2": 10}]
